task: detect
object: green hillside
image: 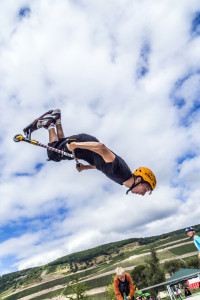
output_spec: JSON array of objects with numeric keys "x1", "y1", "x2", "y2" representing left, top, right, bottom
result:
[{"x1": 1, "y1": 224, "x2": 200, "y2": 300}]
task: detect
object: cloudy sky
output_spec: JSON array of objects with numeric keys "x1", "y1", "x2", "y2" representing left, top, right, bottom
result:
[{"x1": 0, "y1": 0, "x2": 200, "y2": 276}]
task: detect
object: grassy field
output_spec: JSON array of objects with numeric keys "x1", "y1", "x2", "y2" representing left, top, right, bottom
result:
[
  {"x1": 87, "y1": 292, "x2": 110, "y2": 300},
  {"x1": 25, "y1": 275, "x2": 114, "y2": 300},
  {"x1": 31, "y1": 291, "x2": 110, "y2": 300},
  {"x1": 3, "y1": 273, "x2": 114, "y2": 300},
  {"x1": 182, "y1": 254, "x2": 197, "y2": 261},
  {"x1": 30, "y1": 288, "x2": 64, "y2": 300},
  {"x1": 169, "y1": 243, "x2": 197, "y2": 255}
]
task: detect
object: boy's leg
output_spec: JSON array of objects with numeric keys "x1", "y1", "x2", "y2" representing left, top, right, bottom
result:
[
  {"x1": 47, "y1": 127, "x2": 63, "y2": 162},
  {"x1": 67, "y1": 141, "x2": 115, "y2": 163},
  {"x1": 56, "y1": 123, "x2": 65, "y2": 139},
  {"x1": 52, "y1": 109, "x2": 65, "y2": 139},
  {"x1": 45, "y1": 109, "x2": 64, "y2": 143},
  {"x1": 48, "y1": 127, "x2": 59, "y2": 143},
  {"x1": 96, "y1": 144, "x2": 116, "y2": 163}
]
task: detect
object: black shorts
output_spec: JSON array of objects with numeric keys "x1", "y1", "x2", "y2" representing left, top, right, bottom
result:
[
  {"x1": 47, "y1": 138, "x2": 73, "y2": 162},
  {"x1": 47, "y1": 133, "x2": 99, "y2": 163}
]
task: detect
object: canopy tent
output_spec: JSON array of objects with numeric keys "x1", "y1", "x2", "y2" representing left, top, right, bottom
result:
[
  {"x1": 166, "y1": 268, "x2": 200, "y2": 300},
  {"x1": 137, "y1": 268, "x2": 200, "y2": 300}
]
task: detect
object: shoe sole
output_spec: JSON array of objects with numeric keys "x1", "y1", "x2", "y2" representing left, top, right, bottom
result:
[
  {"x1": 51, "y1": 109, "x2": 61, "y2": 120},
  {"x1": 51, "y1": 109, "x2": 61, "y2": 115},
  {"x1": 23, "y1": 109, "x2": 61, "y2": 135},
  {"x1": 23, "y1": 110, "x2": 53, "y2": 134}
]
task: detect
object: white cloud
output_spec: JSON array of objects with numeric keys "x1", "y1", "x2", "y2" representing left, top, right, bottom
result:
[{"x1": 0, "y1": 0, "x2": 200, "y2": 274}]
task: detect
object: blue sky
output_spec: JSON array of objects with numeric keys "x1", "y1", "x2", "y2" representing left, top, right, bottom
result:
[{"x1": 0, "y1": 0, "x2": 200, "y2": 276}]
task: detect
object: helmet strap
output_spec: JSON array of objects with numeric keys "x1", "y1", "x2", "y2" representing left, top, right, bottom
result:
[
  {"x1": 126, "y1": 176, "x2": 152, "y2": 195},
  {"x1": 126, "y1": 176, "x2": 141, "y2": 195}
]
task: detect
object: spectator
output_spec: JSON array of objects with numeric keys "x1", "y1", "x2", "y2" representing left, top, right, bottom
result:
[
  {"x1": 114, "y1": 267, "x2": 135, "y2": 300},
  {"x1": 184, "y1": 287, "x2": 191, "y2": 297},
  {"x1": 185, "y1": 227, "x2": 200, "y2": 259},
  {"x1": 176, "y1": 287, "x2": 183, "y2": 300}
]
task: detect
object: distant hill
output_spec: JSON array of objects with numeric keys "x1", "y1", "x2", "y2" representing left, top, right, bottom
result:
[{"x1": 1, "y1": 224, "x2": 200, "y2": 300}]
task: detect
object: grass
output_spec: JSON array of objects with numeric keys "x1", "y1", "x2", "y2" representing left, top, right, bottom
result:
[
  {"x1": 45, "y1": 265, "x2": 57, "y2": 274},
  {"x1": 3, "y1": 271, "x2": 113, "y2": 300},
  {"x1": 31, "y1": 290, "x2": 111, "y2": 300},
  {"x1": 30, "y1": 288, "x2": 64, "y2": 300},
  {"x1": 169, "y1": 244, "x2": 197, "y2": 256},
  {"x1": 148, "y1": 234, "x2": 186, "y2": 247},
  {"x1": 87, "y1": 292, "x2": 110, "y2": 299},
  {"x1": 26, "y1": 275, "x2": 114, "y2": 300},
  {"x1": 182, "y1": 255, "x2": 198, "y2": 261},
  {"x1": 96, "y1": 249, "x2": 176, "y2": 274}
]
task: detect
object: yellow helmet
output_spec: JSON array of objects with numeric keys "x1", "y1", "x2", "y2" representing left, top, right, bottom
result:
[{"x1": 133, "y1": 167, "x2": 156, "y2": 191}]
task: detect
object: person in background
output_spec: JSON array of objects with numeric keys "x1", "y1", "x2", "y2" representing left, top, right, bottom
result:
[
  {"x1": 176, "y1": 287, "x2": 183, "y2": 300},
  {"x1": 184, "y1": 287, "x2": 191, "y2": 297},
  {"x1": 185, "y1": 227, "x2": 200, "y2": 259},
  {"x1": 114, "y1": 267, "x2": 135, "y2": 300}
]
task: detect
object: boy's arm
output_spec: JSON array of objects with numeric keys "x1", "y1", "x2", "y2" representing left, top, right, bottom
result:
[
  {"x1": 126, "y1": 273, "x2": 135, "y2": 298},
  {"x1": 76, "y1": 163, "x2": 96, "y2": 172}
]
